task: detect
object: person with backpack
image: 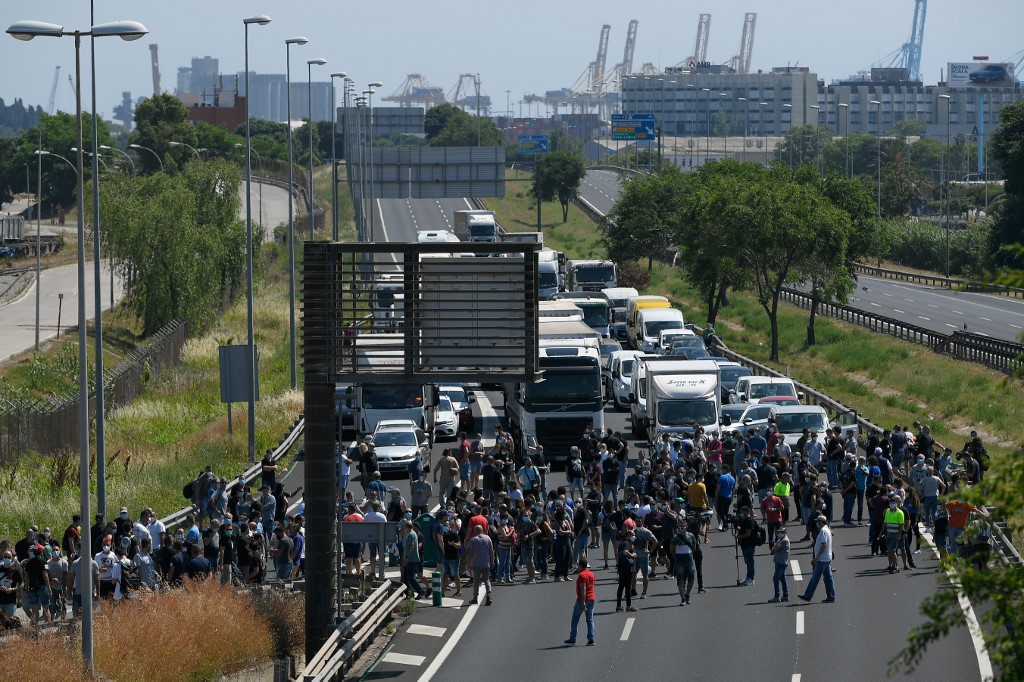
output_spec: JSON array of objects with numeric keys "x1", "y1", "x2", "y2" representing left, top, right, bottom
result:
[
  {"x1": 518, "y1": 457, "x2": 541, "y2": 501},
  {"x1": 601, "y1": 455, "x2": 620, "y2": 506},
  {"x1": 733, "y1": 505, "x2": 758, "y2": 586},
  {"x1": 671, "y1": 523, "x2": 698, "y2": 606},
  {"x1": 567, "y1": 448, "x2": 586, "y2": 499}
]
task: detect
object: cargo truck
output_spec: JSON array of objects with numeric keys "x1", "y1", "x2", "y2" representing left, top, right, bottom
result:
[
  {"x1": 635, "y1": 358, "x2": 721, "y2": 446},
  {"x1": 566, "y1": 259, "x2": 616, "y2": 293},
  {"x1": 453, "y1": 209, "x2": 497, "y2": 243}
]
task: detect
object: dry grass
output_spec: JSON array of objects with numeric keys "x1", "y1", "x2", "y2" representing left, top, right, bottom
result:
[
  {"x1": 0, "y1": 630, "x2": 85, "y2": 676},
  {"x1": 248, "y1": 588, "x2": 305, "y2": 657}
]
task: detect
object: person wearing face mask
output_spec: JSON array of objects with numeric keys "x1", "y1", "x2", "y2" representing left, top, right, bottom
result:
[
  {"x1": 0, "y1": 551, "x2": 22, "y2": 621},
  {"x1": 47, "y1": 544, "x2": 69, "y2": 620},
  {"x1": 884, "y1": 496, "x2": 906, "y2": 574},
  {"x1": 132, "y1": 509, "x2": 153, "y2": 548},
  {"x1": 133, "y1": 538, "x2": 157, "y2": 590},
  {"x1": 95, "y1": 536, "x2": 120, "y2": 599},
  {"x1": 23, "y1": 544, "x2": 52, "y2": 624},
  {"x1": 439, "y1": 515, "x2": 463, "y2": 596},
  {"x1": 68, "y1": 550, "x2": 99, "y2": 618}
]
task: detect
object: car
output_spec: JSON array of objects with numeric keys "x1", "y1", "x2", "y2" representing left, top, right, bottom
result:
[
  {"x1": 720, "y1": 403, "x2": 749, "y2": 427},
  {"x1": 716, "y1": 362, "x2": 752, "y2": 403},
  {"x1": 610, "y1": 322, "x2": 629, "y2": 343},
  {"x1": 757, "y1": 395, "x2": 802, "y2": 407},
  {"x1": 722, "y1": 403, "x2": 773, "y2": 434},
  {"x1": 767, "y1": 406, "x2": 833, "y2": 447},
  {"x1": 606, "y1": 349, "x2": 643, "y2": 410},
  {"x1": 434, "y1": 395, "x2": 459, "y2": 441},
  {"x1": 969, "y1": 64, "x2": 1008, "y2": 83},
  {"x1": 666, "y1": 335, "x2": 708, "y2": 358},
  {"x1": 370, "y1": 420, "x2": 430, "y2": 473},
  {"x1": 729, "y1": 376, "x2": 800, "y2": 405},
  {"x1": 438, "y1": 384, "x2": 475, "y2": 434}
]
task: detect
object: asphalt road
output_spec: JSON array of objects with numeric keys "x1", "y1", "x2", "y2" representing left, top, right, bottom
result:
[
  {"x1": 579, "y1": 169, "x2": 623, "y2": 217},
  {"x1": 239, "y1": 180, "x2": 293, "y2": 233},
  {"x1": 363, "y1": 396, "x2": 987, "y2": 682}
]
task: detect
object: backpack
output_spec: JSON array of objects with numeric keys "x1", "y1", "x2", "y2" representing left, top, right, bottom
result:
[
  {"x1": 754, "y1": 521, "x2": 767, "y2": 547},
  {"x1": 120, "y1": 562, "x2": 142, "y2": 592},
  {"x1": 182, "y1": 479, "x2": 195, "y2": 500}
]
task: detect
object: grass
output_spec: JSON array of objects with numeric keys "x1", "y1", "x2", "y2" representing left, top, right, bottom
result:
[
  {"x1": 0, "y1": 172, "x2": 361, "y2": 541},
  {"x1": 487, "y1": 176, "x2": 1024, "y2": 461}
]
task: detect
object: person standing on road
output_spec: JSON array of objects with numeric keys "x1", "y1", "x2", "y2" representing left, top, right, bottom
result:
[
  {"x1": 565, "y1": 556, "x2": 596, "y2": 646},
  {"x1": 671, "y1": 522, "x2": 697, "y2": 606},
  {"x1": 799, "y1": 516, "x2": 835, "y2": 603},
  {"x1": 435, "y1": 449, "x2": 460, "y2": 507},
  {"x1": 567, "y1": 448, "x2": 586, "y2": 499},
  {"x1": 761, "y1": 489, "x2": 784, "y2": 546},
  {"x1": 410, "y1": 473, "x2": 432, "y2": 518},
  {"x1": 614, "y1": 536, "x2": 637, "y2": 612},
  {"x1": 768, "y1": 526, "x2": 790, "y2": 603},
  {"x1": 945, "y1": 496, "x2": 989, "y2": 556},
  {"x1": 734, "y1": 506, "x2": 757, "y2": 586},
  {"x1": 714, "y1": 465, "x2": 736, "y2": 532},
  {"x1": 883, "y1": 496, "x2": 906, "y2": 574},
  {"x1": 466, "y1": 525, "x2": 494, "y2": 606}
]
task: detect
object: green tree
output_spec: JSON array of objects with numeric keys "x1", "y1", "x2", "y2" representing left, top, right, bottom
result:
[
  {"x1": 989, "y1": 100, "x2": 1024, "y2": 268},
  {"x1": 878, "y1": 160, "x2": 931, "y2": 217},
  {"x1": 534, "y1": 150, "x2": 586, "y2": 223},
  {"x1": 130, "y1": 94, "x2": 197, "y2": 174},
  {"x1": 424, "y1": 103, "x2": 467, "y2": 141},
  {"x1": 194, "y1": 122, "x2": 242, "y2": 160},
  {"x1": 603, "y1": 169, "x2": 687, "y2": 271}
]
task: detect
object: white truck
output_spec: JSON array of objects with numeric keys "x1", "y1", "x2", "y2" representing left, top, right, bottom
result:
[
  {"x1": 453, "y1": 209, "x2": 497, "y2": 243},
  {"x1": 504, "y1": 318, "x2": 604, "y2": 462},
  {"x1": 634, "y1": 307, "x2": 685, "y2": 353},
  {"x1": 637, "y1": 358, "x2": 721, "y2": 445},
  {"x1": 347, "y1": 334, "x2": 439, "y2": 439},
  {"x1": 566, "y1": 259, "x2": 617, "y2": 293},
  {"x1": 538, "y1": 248, "x2": 564, "y2": 300},
  {"x1": 553, "y1": 293, "x2": 610, "y2": 337}
]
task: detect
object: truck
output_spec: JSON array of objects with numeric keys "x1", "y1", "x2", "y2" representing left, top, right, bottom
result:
[
  {"x1": 538, "y1": 248, "x2": 564, "y2": 300},
  {"x1": 566, "y1": 259, "x2": 616, "y2": 293},
  {"x1": 553, "y1": 293, "x2": 610, "y2": 337},
  {"x1": 632, "y1": 307, "x2": 685, "y2": 353},
  {"x1": 638, "y1": 358, "x2": 721, "y2": 446},
  {"x1": 453, "y1": 209, "x2": 497, "y2": 243},
  {"x1": 504, "y1": 318, "x2": 605, "y2": 463},
  {"x1": 500, "y1": 231, "x2": 543, "y2": 245},
  {"x1": 369, "y1": 274, "x2": 404, "y2": 329}
]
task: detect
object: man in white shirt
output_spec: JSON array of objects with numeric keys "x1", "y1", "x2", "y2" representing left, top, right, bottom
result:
[
  {"x1": 146, "y1": 508, "x2": 166, "y2": 553},
  {"x1": 798, "y1": 515, "x2": 835, "y2": 603},
  {"x1": 363, "y1": 502, "x2": 388, "y2": 577},
  {"x1": 94, "y1": 536, "x2": 118, "y2": 600},
  {"x1": 132, "y1": 510, "x2": 152, "y2": 546}
]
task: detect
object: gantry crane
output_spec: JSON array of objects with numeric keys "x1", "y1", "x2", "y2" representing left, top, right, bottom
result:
[
  {"x1": 874, "y1": 0, "x2": 927, "y2": 81},
  {"x1": 570, "y1": 24, "x2": 611, "y2": 114},
  {"x1": 381, "y1": 74, "x2": 446, "y2": 108},
  {"x1": 149, "y1": 44, "x2": 162, "y2": 96},
  {"x1": 677, "y1": 13, "x2": 711, "y2": 70},
  {"x1": 47, "y1": 66, "x2": 60, "y2": 114},
  {"x1": 602, "y1": 20, "x2": 639, "y2": 115},
  {"x1": 726, "y1": 13, "x2": 757, "y2": 74}
]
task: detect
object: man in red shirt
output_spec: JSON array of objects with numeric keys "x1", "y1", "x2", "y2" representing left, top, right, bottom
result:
[
  {"x1": 565, "y1": 556, "x2": 596, "y2": 646},
  {"x1": 760, "y1": 490, "x2": 784, "y2": 546},
  {"x1": 945, "y1": 498, "x2": 988, "y2": 554},
  {"x1": 469, "y1": 506, "x2": 489, "y2": 536}
]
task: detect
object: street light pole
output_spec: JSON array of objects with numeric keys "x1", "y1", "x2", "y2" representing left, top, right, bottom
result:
[
  {"x1": 128, "y1": 143, "x2": 162, "y2": 172},
  {"x1": 100, "y1": 144, "x2": 135, "y2": 175},
  {"x1": 701, "y1": 87, "x2": 710, "y2": 164},
  {"x1": 810, "y1": 104, "x2": 821, "y2": 177},
  {"x1": 939, "y1": 94, "x2": 952, "y2": 277},
  {"x1": 839, "y1": 103, "x2": 850, "y2": 177},
  {"x1": 307, "y1": 58, "x2": 328, "y2": 240},
  {"x1": 719, "y1": 92, "x2": 728, "y2": 158},
  {"x1": 737, "y1": 97, "x2": 748, "y2": 162},
  {"x1": 870, "y1": 100, "x2": 881, "y2": 218},
  {"x1": 330, "y1": 72, "x2": 348, "y2": 242},
  {"x1": 169, "y1": 140, "x2": 201, "y2": 160},
  {"x1": 367, "y1": 82, "x2": 383, "y2": 241},
  {"x1": 284, "y1": 36, "x2": 307, "y2": 392},
  {"x1": 759, "y1": 102, "x2": 768, "y2": 165},
  {"x1": 8, "y1": 18, "x2": 149, "y2": 676},
  {"x1": 782, "y1": 103, "x2": 793, "y2": 165},
  {"x1": 245, "y1": 15, "x2": 273, "y2": 458}
]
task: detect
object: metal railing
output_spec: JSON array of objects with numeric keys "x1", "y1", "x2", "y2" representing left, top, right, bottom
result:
[
  {"x1": 779, "y1": 287, "x2": 1023, "y2": 375},
  {"x1": 301, "y1": 580, "x2": 407, "y2": 681},
  {"x1": 851, "y1": 262, "x2": 1024, "y2": 299}
]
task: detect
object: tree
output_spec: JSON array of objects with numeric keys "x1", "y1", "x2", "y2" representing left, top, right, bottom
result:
[
  {"x1": 891, "y1": 119, "x2": 927, "y2": 139},
  {"x1": 534, "y1": 150, "x2": 586, "y2": 223},
  {"x1": 424, "y1": 103, "x2": 467, "y2": 141},
  {"x1": 194, "y1": 122, "x2": 242, "y2": 160},
  {"x1": 603, "y1": 169, "x2": 688, "y2": 271},
  {"x1": 878, "y1": 160, "x2": 931, "y2": 217},
  {"x1": 989, "y1": 100, "x2": 1024, "y2": 269},
  {"x1": 130, "y1": 94, "x2": 197, "y2": 174}
]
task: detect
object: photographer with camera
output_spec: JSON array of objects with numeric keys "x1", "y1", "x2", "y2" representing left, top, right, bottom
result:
[
  {"x1": 732, "y1": 505, "x2": 758, "y2": 586},
  {"x1": 713, "y1": 465, "x2": 737, "y2": 532}
]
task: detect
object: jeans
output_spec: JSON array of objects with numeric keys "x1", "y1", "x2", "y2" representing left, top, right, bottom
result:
[
  {"x1": 826, "y1": 460, "x2": 839, "y2": 488},
  {"x1": 948, "y1": 526, "x2": 965, "y2": 554},
  {"x1": 554, "y1": 536, "x2": 573, "y2": 579},
  {"x1": 802, "y1": 559, "x2": 835, "y2": 600},
  {"x1": 617, "y1": 463, "x2": 627, "y2": 490},
  {"x1": 471, "y1": 566, "x2": 491, "y2": 601},
  {"x1": 767, "y1": 522, "x2": 781, "y2": 547},
  {"x1": 573, "y1": 535, "x2": 589, "y2": 565},
  {"x1": 276, "y1": 561, "x2": 292, "y2": 581},
  {"x1": 922, "y1": 496, "x2": 938, "y2": 527},
  {"x1": 602, "y1": 484, "x2": 618, "y2": 506},
  {"x1": 534, "y1": 541, "x2": 550, "y2": 577},
  {"x1": 741, "y1": 545, "x2": 756, "y2": 581},
  {"x1": 856, "y1": 489, "x2": 866, "y2": 521},
  {"x1": 403, "y1": 561, "x2": 424, "y2": 596},
  {"x1": 569, "y1": 599, "x2": 595, "y2": 643},
  {"x1": 497, "y1": 547, "x2": 512, "y2": 581},
  {"x1": 842, "y1": 493, "x2": 855, "y2": 525},
  {"x1": 715, "y1": 497, "x2": 732, "y2": 527},
  {"x1": 568, "y1": 478, "x2": 585, "y2": 499},
  {"x1": 772, "y1": 562, "x2": 789, "y2": 598}
]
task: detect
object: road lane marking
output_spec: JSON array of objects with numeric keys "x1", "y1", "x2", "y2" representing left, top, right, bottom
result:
[
  {"x1": 418, "y1": 604, "x2": 481, "y2": 682},
  {"x1": 870, "y1": 302, "x2": 881, "y2": 307},
  {"x1": 408, "y1": 624, "x2": 447, "y2": 637},
  {"x1": 383, "y1": 652, "x2": 426, "y2": 666},
  {"x1": 980, "y1": 317, "x2": 991, "y2": 321},
  {"x1": 792, "y1": 675, "x2": 802, "y2": 682},
  {"x1": 620, "y1": 617, "x2": 635, "y2": 641},
  {"x1": 1011, "y1": 324, "x2": 1022, "y2": 329},
  {"x1": 953, "y1": 310, "x2": 964, "y2": 315},
  {"x1": 883, "y1": 292, "x2": 892, "y2": 296},
  {"x1": 904, "y1": 298, "x2": 915, "y2": 302},
  {"x1": 894, "y1": 309, "x2": 905, "y2": 314},
  {"x1": 796, "y1": 610, "x2": 805, "y2": 635},
  {"x1": 790, "y1": 560, "x2": 803, "y2": 581},
  {"x1": 918, "y1": 316, "x2": 930, "y2": 321},
  {"x1": 929, "y1": 304, "x2": 938, "y2": 308},
  {"x1": 976, "y1": 332, "x2": 989, "y2": 337}
]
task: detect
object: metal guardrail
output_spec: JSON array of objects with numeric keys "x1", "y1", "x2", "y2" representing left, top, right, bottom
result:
[
  {"x1": 779, "y1": 287, "x2": 1023, "y2": 375},
  {"x1": 301, "y1": 580, "x2": 406, "y2": 681},
  {"x1": 159, "y1": 415, "x2": 305, "y2": 531},
  {"x1": 851, "y1": 262, "x2": 1024, "y2": 299}
]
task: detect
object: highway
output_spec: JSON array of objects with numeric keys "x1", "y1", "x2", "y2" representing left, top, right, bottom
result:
[
  {"x1": 577, "y1": 169, "x2": 1024, "y2": 344},
  {"x1": 361, "y1": 396, "x2": 986, "y2": 681}
]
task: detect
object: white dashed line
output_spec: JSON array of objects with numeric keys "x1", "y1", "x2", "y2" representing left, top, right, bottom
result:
[
  {"x1": 929, "y1": 304, "x2": 938, "y2": 308},
  {"x1": 894, "y1": 309, "x2": 905, "y2": 314},
  {"x1": 790, "y1": 560, "x2": 803, "y2": 581},
  {"x1": 620, "y1": 617, "x2": 635, "y2": 641},
  {"x1": 870, "y1": 302, "x2": 881, "y2": 307},
  {"x1": 953, "y1": 310, "x2": 964, "y2": 315},
  {"x1": 382, "y1": 652, "x2": 426, "y2": 666},
  {"x1": 408, "y1": 624, "x2": 448, "y2": 637},
  {"x1": 793, "y1": 675, "x2": 802, "y2": 682},
  {"x1": 883, "y1": 292, "x2": 892, "y2": 297},
  {"x1": 945, "y1": 324, "x2": 957, "y2": 328},
  {"x1": 1011, "y1": 324, "x2": 1023, "y2": 329},
  {"x1": 979, "y1": 317, "x2": 991, "y2": 322},
  {"x1": 975, "y1": 332, "x2": 989, "y2": 337},
  {"x1": 904, "y1": 298, "x2": 915, "y2": 302},
  {"x1": 796, "y1": 610, "x2": 805, "y2": 635},
  {"x1": 918, "y1": 316, "x2": 930, "y2": 321}
]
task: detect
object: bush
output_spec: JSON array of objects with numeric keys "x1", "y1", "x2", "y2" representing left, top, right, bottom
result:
[
  {"x1": 883, "y1": 219, "x2": 991, "y2": 277},
  {"x1": 614, "y1": 259, "x2": 651, "y2": 290},
  {"x1": 248, "y1": 587, "x2": 305, "y2": 657}
]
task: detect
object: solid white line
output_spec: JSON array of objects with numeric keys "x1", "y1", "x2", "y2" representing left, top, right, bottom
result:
[
  {"x1": 383, "y1": 652, "x2": 427, "y2": 666},
  {"x1": 407, "y1": 624, "x2": 447, "y2": 637},
  {"x1": 790, "y1": 559, "x2": 803, "y2": 582},
  {"x1": 418, "y1": 604, "x2": 481, "y2": 682},
  {"x1": 1010, "y1": 324, "x2": 1022, "y2": 329},
  {"x1": 976, "y1": 332, "x2": 989, "y2": 337},
  {"x1": 620, "y1": 617, "x2": 635, "y2": 641},
  {"x1": 870, "y1": 302, "x2": 881, "y2": 307},
  {"x1": 945, "y1": 324, "x2": 957, "y2": 328},
  {"x1": 795, "y1": 610, "x2": 805, "y2": 635}
]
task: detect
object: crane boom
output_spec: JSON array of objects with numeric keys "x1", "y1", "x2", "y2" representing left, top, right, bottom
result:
[
  {"x1": 676, "y1": 13, "x2": 710, "y2": 69},
  {"x1": 149, "y1": 43, "x2": 161, "y2": 96},
  {"x1": 591, "y1": 24, "x2": 611, "y2": 94},
  {"x1": 905, "y1": 0, "x2": 927, "y2": 82},
  {"x1": 47, "y1": 66, "x2": 60, "y2": 114},
  {"x1": 621, "y1": 19, "x2": 638, "y2": 76},
  {"x1": 738, "y1": 12, "x2": 757, "y2": 74}
]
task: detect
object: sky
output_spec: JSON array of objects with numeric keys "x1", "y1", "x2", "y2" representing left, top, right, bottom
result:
[{"x1": 1, "y1": 0, "x2": 1021, "y2": 121}]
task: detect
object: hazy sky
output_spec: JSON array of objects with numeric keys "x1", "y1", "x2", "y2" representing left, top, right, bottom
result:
[{"x1": 2, "y1": 1, "x2": 1020, "y2": 120}]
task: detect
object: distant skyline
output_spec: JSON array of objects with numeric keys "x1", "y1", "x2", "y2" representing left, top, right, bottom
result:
[{"x1": 1, "y1": 0, "x2": 1020, "y2": 121}]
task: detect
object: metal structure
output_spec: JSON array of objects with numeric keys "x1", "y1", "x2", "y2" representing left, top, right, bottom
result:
[
  {"x1": 380, "y1": 73, "x2": 445, "y2": 109},
  {"x1": 1003, "y1": 48, "x2": 1024, "y2": 74},
  {"x1": 47, "y1": 65, "x2": 60, "y2": 114},
  {"x1": 149, "y1": 43, "x2": 161, "y2": 96},
  {"x1": 875, "y1": 0, "x2": 927, "y2": 81},
  {"x1": 726, "y1": 13, "x2": 757, "y2": 74},
  {"x1": 568, "y1": 24, "x2": 611, "y2": 114},
  {"x1": 447, "y1": 73, "x2": 490, "y2": 113},
  {"x1": 678, "y1": 13, "x2": 711, "y2": 70}
]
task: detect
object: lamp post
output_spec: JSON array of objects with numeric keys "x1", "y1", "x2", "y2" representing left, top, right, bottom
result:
[
  {"x1": 169, "y1": 140, "x2": 201, "y2": 160},
  {"x1": 100, "y1": 144, "x2": 135, "y2": 175},
  {"x1": 34, "y1": 150, "x2": 76, "y2": 350},
  {"x1": 782, "y1": 103, "x2": 793, "y2": 165},
  {"x1": 701, "y1": 87, "x2": 711, "y2": 164},
  {"x1": 367, "y1": 82, "x2": 383, "y2": 241},
  {"x1": 718, "y1": 92, "x2": 728, "y2": 158},
  {"x1": 838, "y1": 103, "x2": 850, "y2": 177},
  {"x1": 307, "y1": 58, "x2": 327, "y2": 240},
  {"x1": 284, "y1": 36, "x2": 307, "y2": 392},
  {"x1": 939, "y1": 94, "x2": 952, "y2": 277},
  {"x1": 330, "y1": 72, "x2": 348, "y2": 242},
  {"x1": 759, "y1": 102, "x2": 768, "y2": 165},
  {"x1": 870, "y1": 100, "x2": 881, "y2": 218},
  {"x1": 234, "y1": 143, "x2": 263, "y2": 228},
  {"x1": 129, "y1": 143, "x2": 162, "y2": 172},
  {"x1": 737, "y1": 97, "x2": 748, "y2": 162},
  {"x1": 354, "y1": 96, "x2": 367, "y2": 240},
  {"x1": 810, "y1": 104, "x2": 822, "y2": 176},
  {"x1": 244, "y1": 15, "x2": 273, "y2": 459},
  {"x1": 9, "y1": 18, "x2": 148, "y2": 675},
  {"x1": 72, "y1": 148, "x2": 109, "y2": 172}
]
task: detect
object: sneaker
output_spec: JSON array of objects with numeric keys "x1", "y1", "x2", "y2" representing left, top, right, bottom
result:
[
  {"x1": 781, "y1": 596, "x2": 790, "y2": 602},
  {"x1": 470, "y1": 598, "x2": 479, "y2": 605},
  {"x1": 698, "y1": 587, "x2": 707, "y2": 594},
  {"x1": 626, "y1": 606, "x2": 638, "y2": 612},
  {"x1": 768, "y1": 596, "x2": 781, "y2": 603},
  {"x1": 822, "y1": 597, "x2": 836, "y2": 603},
  {"x1": 913, "y1": 549, "x2": 921, "y2": 555},
  {"x1": 564, "y1": 639, "x2": 576, "y2": 646},
  {"x1": 454, "y1": 591, "x2": 463, "y2": 597},
  {"x1": 798, "y1": 594, "x2": 810, "y2": 602},
  {"x1": 524, "y1": 578, "x2": 536, "y2": 585},
  {"x1": 684, "y1": 595, "x2": 691, "y2": 605},
  {"x1": 615, "y1": 606, "x2": 624, "y2": 612},
  {"x1": 741, "y1": 579, "x2": 754, "y2": 586},
  {"x1": 485, "y1": 596, "x2": 492, "y2": 606},
  {"x1": 640, "y1": 592, "x2": 647, "y2": 599},
  {"x1": 586, "y1": 640, "x2": 595, "y2": 646},
  {"x1": 679, "y1": 599, "x2": 687, "y2": 606}
]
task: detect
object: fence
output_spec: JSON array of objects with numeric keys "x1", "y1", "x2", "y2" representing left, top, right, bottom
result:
[
  {"x1": 0, "y1": 320, "x2": 187, "y2": 459},
  {"x1": 852, "y1": 262, "x2": 1024, "y2": 299},
  {"x1": 779, "y1": 287, "x2": 1023, "y2": 374}
]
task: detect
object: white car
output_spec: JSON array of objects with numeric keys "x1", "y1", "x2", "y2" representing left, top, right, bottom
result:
[
  {"x1": 370, "y1": 420, "x2": 430, "y2": 472},
  {"x1": 434, "y1": 395, "x2": 458, "y2": 441},
  {"x1": 606, "y1": 349, "x2": 643, "y2": 411}
]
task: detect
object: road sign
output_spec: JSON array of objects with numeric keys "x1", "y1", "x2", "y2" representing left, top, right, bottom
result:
[
  {"x1": 611, "y1": 113, "x2": 656, "y2": 141},
  {"x1": 518, "y1": 134, "x2": 548, "y2": 154}
]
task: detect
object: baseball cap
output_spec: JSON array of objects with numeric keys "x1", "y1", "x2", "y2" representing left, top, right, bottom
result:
[
  {"x1": 874, "y1": 447, "x2": 882, "y2": 455},
  {"x1": 363, "y1": 435, "x2": 372, "y2": 442},
  {"x1": 815, "y1": 515, "x2": 827, "y2": 524}
]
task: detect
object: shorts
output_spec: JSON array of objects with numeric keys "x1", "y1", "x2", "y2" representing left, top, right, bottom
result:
[
  {"x1": 935, "y1": 533, "x2": 948, "y2": 550},
  {"x1": 27, "y1": 588, "x2": 49, "y2": 608},
  {"x1": 601, "y1": 530, "x2": 614, "y2": 544},
  {"x1": 470, "y1": 459, "x2": 484, "y2": 474},
  {"x1": 368, "y1": 543, "x2": 379, "y2": 559},
  {"x1": 443, "y1": 559, "x2": 460, "y2": 578},
  {"x1": 885, "y1": 532, "x2": 901, "y2": 552},
  {"x1": 0, "y1": 603, "x2": 15, "y2": 617},
  {"x1": 459, "y1": 463, "x2": 471, "y2": 481},
  {"x1": 343, "y1": 542, "x2": 362, "y2": 560},
  {"x1": 674, "y1": 554, "x2": 695, "y2": 585},
  {"x1": 635, "y1": 555, "x2": 650, "y2": 577}
]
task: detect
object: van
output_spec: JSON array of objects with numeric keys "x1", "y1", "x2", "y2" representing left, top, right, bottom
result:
[
  {"x1": 625, "y1": 296, "x2": 670, "y2": 348},
  {"x1": 729, "y1": 376, "x2": 800, "y2": 405},
  {"x1": 634, "y1": 308, "x2": 685, "y2": 353},
  {"x1": 768, "y1": 405, "x2": 832, "y2": 446},
  {"x1": 601, "y1": 287, "x2": 639, "y2": 322}
]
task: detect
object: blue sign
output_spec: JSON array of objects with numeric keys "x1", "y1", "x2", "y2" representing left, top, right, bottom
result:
[
  {"x1": 611, "y1": 113, "x2": 656, "y2": 141},
  {"x1": 518, "y1": 134, "x2": 549, "y2": 154}
]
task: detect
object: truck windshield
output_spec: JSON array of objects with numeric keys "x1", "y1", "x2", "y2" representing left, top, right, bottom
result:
[
  {"x1": 659, "y1": 399, "x2": 718, "y2": 427},
  {"x1": 576, "y1": 302, "x2": 609, "y2": 327},
  {"x1": 576, "y1": 265, "x2": 614, "y2": 283},
  {"x1": 539, "y1": 272, "x2": 559, "y2": 289},
  {"x1": 525, "y1": 370, "x2": 601, "y2": 403},
  {"x1": 645, "y1": 320, "x2": 682, "y2": 337},
  {"x1": 468, "y1": 225, "x2": 494, "y2": 237},
  {"x1": 362, "y1": 384, "x2": 423, "y2": 410}
]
